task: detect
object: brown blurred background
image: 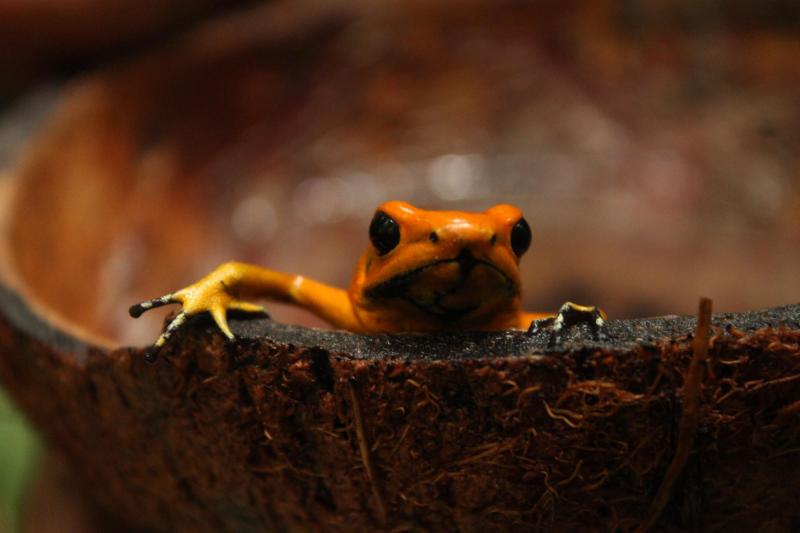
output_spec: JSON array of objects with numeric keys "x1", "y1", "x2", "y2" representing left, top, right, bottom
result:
[{"x1": 0, "y1": 0, "x2": 799, "y2": 530}]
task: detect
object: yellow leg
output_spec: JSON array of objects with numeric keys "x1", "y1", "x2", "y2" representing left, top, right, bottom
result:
[{"x1": 130, "y1": 262, "x2": 359, "y2": 358}]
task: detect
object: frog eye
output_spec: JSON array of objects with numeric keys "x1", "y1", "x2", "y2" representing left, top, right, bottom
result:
[
  {"x1": 369, "y1": 211, "x2": 401, "y2": 255},
  {"x1": 510, "y1": 218, "x2": 531, "y2": 256}
]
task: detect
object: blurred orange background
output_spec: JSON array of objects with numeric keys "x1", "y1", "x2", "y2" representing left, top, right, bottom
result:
[{"x1": 4, "y1": 1, "x2": 799, "y2": 346}]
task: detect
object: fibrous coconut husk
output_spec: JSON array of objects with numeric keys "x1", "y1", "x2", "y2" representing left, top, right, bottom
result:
[{"x1": 0, "y1": 285, "x2": 797, "y2": 531}]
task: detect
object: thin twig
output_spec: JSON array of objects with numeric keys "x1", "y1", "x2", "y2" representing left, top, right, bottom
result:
[
  {"x1": 638, "y1": 297, "x2": 712, "y2": 533},
  {"x1": 745, "y1": 373, "x2": 800, "y2": 392},
  {"x1": 348, "y1": 378, "x2": 387, "y2": 525}
]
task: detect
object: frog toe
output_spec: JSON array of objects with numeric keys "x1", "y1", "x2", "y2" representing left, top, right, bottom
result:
[
  {"x1": 129, "y1": 294, "x2": 178, "y2": 318},
  {"x1": 229, "y1": 301, "x2": 269, "y2": 316},
  {"x1": 144, "y1": 311, "x2": 188, "y2": 363},
  {"x1": 527, "y1": 316, "x2": 555, "y2": 335},
  {"x1": 210, "y1": 306, "x2": 235, "y2": 341}
]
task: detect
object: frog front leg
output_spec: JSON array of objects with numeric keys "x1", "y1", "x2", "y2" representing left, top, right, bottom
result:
[
  {"x1": 525, "y1": 302, "x2": 607, "y2": 346},
  {"x1": 130, "y1": 262, "x2": 357, "y2": 361}
]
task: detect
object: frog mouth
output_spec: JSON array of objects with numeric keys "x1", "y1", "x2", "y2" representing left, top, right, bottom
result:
[{"x1": 363, "y1": 250, "x2": 518, "y2": 321}]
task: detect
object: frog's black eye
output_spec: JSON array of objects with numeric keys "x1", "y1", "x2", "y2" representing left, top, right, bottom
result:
[
  {"x1": 369, "y1": 211, "x2": 401, "y2": 255},
  {"x1": 510, "y1": 218, "x2": 531, "y2": 256}
]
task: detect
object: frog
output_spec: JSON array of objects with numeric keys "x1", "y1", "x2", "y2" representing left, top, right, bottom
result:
[{"x1": 130, "y1": 201, "x2": 605, "y2": 360}]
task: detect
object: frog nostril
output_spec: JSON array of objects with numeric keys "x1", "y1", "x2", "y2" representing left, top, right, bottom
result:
[
  {"x1": 429, "y1": 231, "x2": 439, "y2": 243},
  {"x1": 490, "y1": 233, "x2": 497, "y2": 245}
]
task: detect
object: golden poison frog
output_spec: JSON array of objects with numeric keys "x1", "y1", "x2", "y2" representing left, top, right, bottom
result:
[{"x1": 131, "y1": 201, "x2": 605, "y2": 360}]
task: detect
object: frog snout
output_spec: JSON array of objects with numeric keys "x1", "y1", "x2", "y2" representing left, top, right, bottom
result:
[{"x1": 433, "y1": 225, "x2": 496, "y2": 251}]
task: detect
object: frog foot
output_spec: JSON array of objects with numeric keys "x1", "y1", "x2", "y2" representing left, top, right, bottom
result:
[
  {"x1": 129, "y1": 286, "x2": 268, "y2": 363},
  {"x1": 528, "y1": 301, "x2": 607, "y2": 347}
]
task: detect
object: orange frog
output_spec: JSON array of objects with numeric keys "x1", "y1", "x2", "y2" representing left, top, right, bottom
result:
[{"x1": 131, "y1": 201, "x2": 605, "y2": 360}]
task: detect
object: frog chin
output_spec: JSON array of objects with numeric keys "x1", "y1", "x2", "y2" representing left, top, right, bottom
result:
[
  {"x1": 405, "y1": 300, "x2": 481, "y2": 322},
  {"x1": 362, "y1": 251, "x2": 519, "y2": 321}
]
